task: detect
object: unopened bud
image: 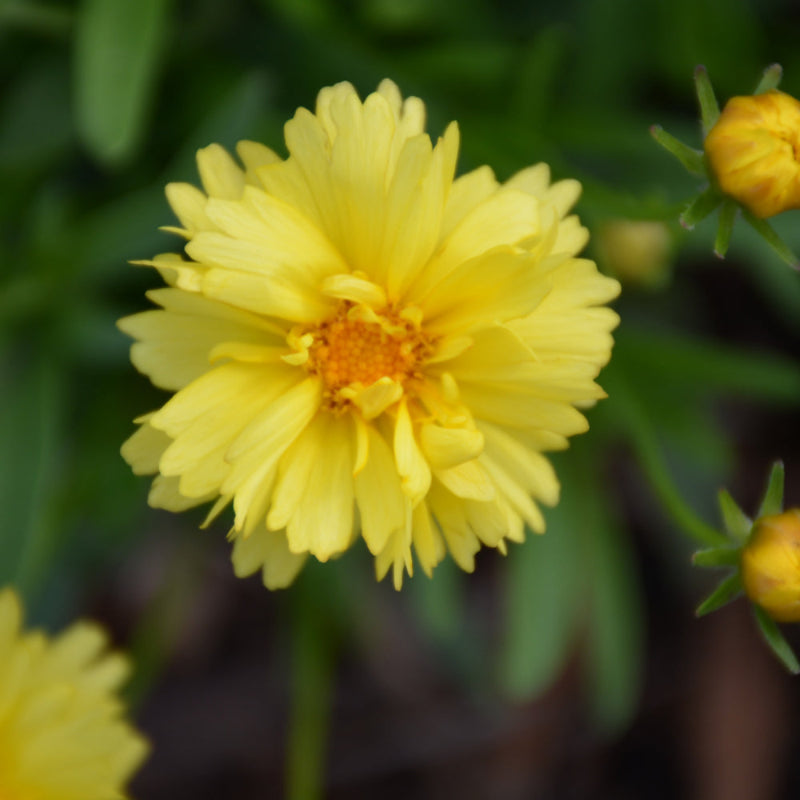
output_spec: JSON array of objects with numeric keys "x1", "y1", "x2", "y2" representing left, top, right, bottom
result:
[
  {"x1": 741, "y1": 509, "x2": 800, "y2": 622},
  {"x1": 704, "y1": 90, "x2": 800, "y2": 219},
  {"x1": 595, "y1": 219, "x2": 673, "y2": 289}
]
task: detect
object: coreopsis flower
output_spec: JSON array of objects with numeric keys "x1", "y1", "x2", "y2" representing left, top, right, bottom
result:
[
  {"x1": 0, "y1": 587, "x2": 148, "y2": 799},
  {"x1": 121, "y1": 79, "x2": 620, "y2": 589},
  {"x1": 741, "y1": 509, "x2": 800, "y2": 622},
  {"x1": 705, "y1": 90, "x2": 800, "y2": 219}
]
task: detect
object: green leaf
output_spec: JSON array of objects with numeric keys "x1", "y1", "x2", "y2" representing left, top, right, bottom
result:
[
  {"x1": 0, "y1": 354, "x2": 63, "y2": 595},
  {"x1": 694, "y1": 65, "x2": 720, "y2": 135},
  {"x1": 695, "y1": 572, "x2": 742, "y2": 617},
  {"x1": 752, "y1": 606, "x2": 800, "y2": 675},
  {"x1": 74, "y1": 0, "x2": 172, "y2": 165},
  {"x1": 757, "y1": 461, "x2": 785, "y2": 519},
  {"x1": 754, "y1": 63, "x2": 783, "y2": 94},
  {"x1": 498, "y1": 501, "x2": 582, "y2": 700},
  {"x1": 649, "y1": 125, "x2": 706, "y2": 176},
  {"x1": 718, "y1": 489, "x2": 752, "y2": 542},
  {"x1": 582, "y1": 493, "x2": 644, "y2": 734},
  {"x1": 692, "y1": 546, "x2": 741, "y2": 568},
  {"x1": 680, "y1": 187, "x2": 723, "y2": 230},
  {"x1": 713, "y1": 199, "x2": 737, "y2": 258},
  {"x1": 614, "y1": 327, "x2": 800, "y2": 405}
]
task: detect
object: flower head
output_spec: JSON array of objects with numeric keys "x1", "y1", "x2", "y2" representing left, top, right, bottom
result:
[
  {"x1": 705, "y1": 89, "x2": 800, "y2": 219},
  {"x1": 0, "y1": 587, "x2": 148, "y2": 799},
  {"x1": 121, "y1": 79, "x2": 620, "y2": 589},
  {"x1": 741, "y1": 509, "x2": 800, "y2": 622}
]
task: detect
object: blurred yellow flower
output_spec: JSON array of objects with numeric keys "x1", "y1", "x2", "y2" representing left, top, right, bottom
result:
[
  {"x1": 595, "y1": 219, "x2": 672, "y2": 289},
  {"x1": 0, "y1": 587, "x2": 148, "y2": 799},
  {"x1": 705, "y1": 89, "x2": 800, "y2": 219},
  {"x1": 741, "y1": 509, "x2": 800, "y2": 622},
  {"x1": 121, "y1": 79, "x2": 620, "y2": 589}
]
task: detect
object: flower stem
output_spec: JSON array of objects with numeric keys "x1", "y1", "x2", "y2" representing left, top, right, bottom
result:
[
  {"x1": 608, "y1": 369, "x2": 729, "y2": 549},
  {"x1": 286, "y1": 576, "x2": 334, "y2": 800}
]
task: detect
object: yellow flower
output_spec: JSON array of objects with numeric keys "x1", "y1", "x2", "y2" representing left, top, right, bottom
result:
[
  {"x1": 741, "y1": 509, "x2": 800, "y2": 622},
  {"x1": 704, "y1": 89, "x2": 800, "y2": 219},
  {"x1": 0, "y1": 587, "x2": 148, "y2": 799},
  {"x1": 120, "y1": 80, "x2": 620, "y2": 589}
]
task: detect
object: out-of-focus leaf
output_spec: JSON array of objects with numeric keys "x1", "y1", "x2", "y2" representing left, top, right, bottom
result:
[
  {"x1": 498, "y1": 498, "x2": 582, "y2": 699},
  {"x1": 510, "y1": 26, "x2": 567, "y2": 130},
  {"x1": 580, "y1": 466, "x2": 644, "y2": 734},
  {"x1": 615, "y1": 327, "x2": 800, "y2": 404},
  {"x1": 165, "y1": 70, "x2": 272, "y2": 180},
  {"x1": 0, "y1": 60, "x2": 72, "y2": 169},
  {"x1": 757, "y1": 461, "x2": 785, "y2": 519},
  {"x1": 753, "y1": 606, "x2": 800, "y2": 675},
  {"x1": 0, "y1": 354, "x2": 63, "y2": 596},
  {"x1": 409, "y1": 556, "x2": 465, "y2": 651},
  {"x1": 74, "y1": 0, "x2": 172, "y2": 165}
]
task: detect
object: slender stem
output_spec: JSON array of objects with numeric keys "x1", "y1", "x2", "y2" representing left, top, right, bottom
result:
[
  {"x1": 609, "y1": 370, "x2": 729, "y2": 549},
  {"x1": 286, "y1": 576, "x2": 334, "y2": 800}
]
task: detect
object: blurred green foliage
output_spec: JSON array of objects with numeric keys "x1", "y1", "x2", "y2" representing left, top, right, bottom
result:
[{"x1": 1, "y1": 0, "x2": 799, "y2": 753}]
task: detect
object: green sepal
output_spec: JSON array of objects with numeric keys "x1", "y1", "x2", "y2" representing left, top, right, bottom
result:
[
  {"x1": 713, "y1": 200, "x2": 738, "y2": 259},
  {"x1": 692, "y1": 546, "x2": 741, "y2": 569},
  {"x1": 680, "y1": 187, "x2": 722, "y2": 230},
  {"x1": 695, "y1": 572, "x2": 742, "y2": 617},
  {"x1": 742, "y1": 210, "x2": 800, "y2": 268},
  {"x1": 694, "y1": 65, "x2": 720, "y2": 135},
  {"x1": 757, "y1": 460, "x2": 785, "y2": 519},
  {"x1": 753, "y1": 605, "x2": 800, "y2": 675},
  {"x1": 718, "y1": 489, "x2": 752, "y2": 542},
  {"x1": 754, "y1": 63, "x2": 783, "y2": 95},
  {"x1": 649, "y1": 125, "x2": 706, "y2": 176}
]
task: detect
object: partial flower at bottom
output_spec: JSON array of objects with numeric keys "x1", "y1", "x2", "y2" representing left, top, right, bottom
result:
[
  {"x1": 120, "y1": 79, "x2": 620, "y2": 589},
  {"x1": 0, "y1": 587, "x2": 148, "y2": 800}
]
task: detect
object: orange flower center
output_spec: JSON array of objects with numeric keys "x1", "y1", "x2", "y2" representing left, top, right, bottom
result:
[{"x1": 306, "y1": 303, "x2": 429, "y2": 394}]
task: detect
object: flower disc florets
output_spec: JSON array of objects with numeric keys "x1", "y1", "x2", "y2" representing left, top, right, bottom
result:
[
  {"x1": 299, "y1": 300, "x2": 432, "y2": 413},
  {"x1": 120, "y1": 79, "x2": 620, "y2": 589}
]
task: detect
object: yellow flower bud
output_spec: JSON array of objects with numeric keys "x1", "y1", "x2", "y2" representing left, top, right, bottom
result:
[
  {"x1": 704, "y1": 90, "x2": 800, "y2": 219},
  {"x1": 741, "y1": 509, "x2": 800, "y2": 622},
  {"x1": 595, "y1": 219, "x2": 673, "y2": 289}
]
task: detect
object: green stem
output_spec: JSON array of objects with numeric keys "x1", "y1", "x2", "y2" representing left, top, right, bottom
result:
[
  {"x1": 608, "y1": 370, "x2": 728, "y2": 549},
  {"x1": 286, "y1": 577, "x2": 334, "y2": 800}
]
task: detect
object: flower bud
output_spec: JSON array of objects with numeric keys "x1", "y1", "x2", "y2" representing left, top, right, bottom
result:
[
  {"x1": 704, "y1": 90, "x2": 800, "y2": 219},
  {"x1": 595, "y1": 219, "x2": 673, "y2": 289},
  {"x1": 741, "y1": 509, "x2": 800, "y2": 622}
]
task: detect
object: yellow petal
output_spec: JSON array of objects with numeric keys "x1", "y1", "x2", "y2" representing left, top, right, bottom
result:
[
  {"x1": 196, "y1": 143, "x2": 245, "y2": 199},
  {"x1": 284, "y1": 414, "x2": 355, "y2": 561},
  {"x1": 419, "y1": 423, "x2": 484, "y2": 470},
  {"x1": 393, "y1": 398, "x2": 431, "y2": 505},
  {"x1": 121, "y1": 421, "x2": 171, "y2": 475},
  {"x1": 355, "y1": 425, "x2": 406, "y2": 554},
  {"x1": 348, "y1": 377, "x2": 404, "y2": 420},
  {"x1": 231, "y1": 527, "x2": 307, "y2": 589},
  {"x1": 165, "y1": 182, "x2": 215, "y2": 234}
]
